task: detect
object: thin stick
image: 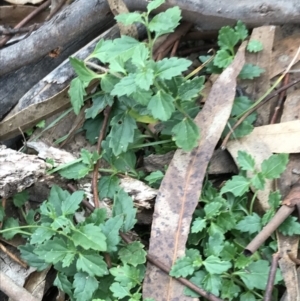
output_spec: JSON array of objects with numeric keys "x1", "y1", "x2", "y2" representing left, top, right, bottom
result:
[
  {"x1": 92, "y1": 106, "x2": 112, "y2": 208},
  {"x1": 0, "y1": 243, "x2": 27, "y2": 269},
  {"x1": 263, "y1": 252, "x2": 280, "y2": 301},
  {"x1": 0, "y1": 0, "x2": 51, "y2": 48}
]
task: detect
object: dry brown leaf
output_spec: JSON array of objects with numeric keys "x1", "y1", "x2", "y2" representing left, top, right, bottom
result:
[
  {"x1": 106, "y1": 0, "x2": 138, "y2": 38},
  {"x1": 240, "y1": 26, "x2": 275, "y2": 126},
  {"x1": 3, "y1": 0, "x2": 42, "y2": 4},
  {"x1": 281, "y1": 89, "x2": 300, "y2": 122},
  {"x1": 271, "y1": 34, "x2": 300, "y2": 78},
  {"x1": 0, "y1": 87, "x2": 70, "y2": 140},
  {"x1": 143, "y1": 42, "x2": 246, "y2": 301},
  {"x1": 229, "y1": 120, "x2": 300, "y2": 154}
]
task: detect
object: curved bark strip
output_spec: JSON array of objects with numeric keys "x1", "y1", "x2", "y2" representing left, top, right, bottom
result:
[{"x1": 1, "y1": 0, "x2": 300, "y2": 77}]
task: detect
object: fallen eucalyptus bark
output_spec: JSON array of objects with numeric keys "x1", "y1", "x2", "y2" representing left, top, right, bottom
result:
[{"x1": 1, "y1": 0, "x2": 300, "y2": 78}]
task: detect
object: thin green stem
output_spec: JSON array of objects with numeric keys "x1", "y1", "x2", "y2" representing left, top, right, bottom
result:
[
  {"x1": 249, "y1": 191, "x2": 258, "y2": 215},
  {"x1": 129, "y1": 140, "x2": 172, "y2": 149}
]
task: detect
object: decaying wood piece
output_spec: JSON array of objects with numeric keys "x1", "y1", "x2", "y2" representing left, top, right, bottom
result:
[
  {"x1": 0, "y1": 145, "x2": 48, "y2": 198},
  {"x1": 143, "y1": 42, "x2": 246, "y2": 301},
  {"x1": 2, "y1": 0, "x2": 300, "y2": 78},
  {"x1": 0, "y1": 25, "x2": 121, "y2": 140}
]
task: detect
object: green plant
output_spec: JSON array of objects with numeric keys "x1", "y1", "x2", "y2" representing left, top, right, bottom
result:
[
  {"x1": 0, "y1": 185, "x2": 151, "y2": 301},
  {"x1": 200, "y1": 21, "x2": 265, "y2": 79},
  {"x1": 170, "y1": 151, "x2": 293, "y2": 300},
  {"x1": 69, "y1": 0, "x2": 204, "y2": 157}
]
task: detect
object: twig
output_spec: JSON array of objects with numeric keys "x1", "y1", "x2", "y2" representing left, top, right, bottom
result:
[
  {"x1": 245, "y1": 185, "x2": 300, "y2": 255},
  {"x1": 0, "y1": 0, "x2": 51, "y2": 48},
  {"x1": 0, "y1": 271, "x2": 40, "y2": 301},
  {"x1": 154, "y1": 21, "x2": 193, "y2": 58},
  {"x1": 170, "y1": 39, "x2": 180, "y2": 57},
  {"x1": 92, "y1": 106, "x2": 112, "y2": 208},
  {"x1": 287, "y1": 250, "x2": 300, "y2": 265},
  {"x1": 270, "y1": 73, "x2": 290, "y2": 124},
  {"x1": 263, "y1": 252, "x2": 280, "y2": 301},
  {"x1": 0, "y1": 243, "x2": 27, "y2": 269},
  {"x1": 0, "y1": 24, "x2": 41, "y2": 35},
  {"x1": 221, "y1": 77, "x2": 300, "y2": 149}
]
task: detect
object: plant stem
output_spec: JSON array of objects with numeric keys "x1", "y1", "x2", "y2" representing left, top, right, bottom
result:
[
  {"x1": 129, "y1": 139, "x2": 172, "y2": 149},
  {"x1": 249, "y1": 191, "x2": 258, "y2": 215}
]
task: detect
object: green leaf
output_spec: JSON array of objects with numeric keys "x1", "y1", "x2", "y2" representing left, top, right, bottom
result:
[
  {"x1": 240, "y1": 291, "x2": 256, "y2": 301},
  {"x1": 110, "y1": 282, "x2": 131, "y2": 299},
  {"x1": 155, "y1": 57, "x2": 191, "y2": 80},
  {"x1": 203, "y1": 273, "x2": 222, "y2": 296},
  {"x1": 171, "y1": 118, "x2": 200, "y2": 150},
  {"x1": 112, "y1": 189, "x2": 137, "y2": 232},
  {"x1": 216, "y1": 212, "x2": 236, "y2": 232},
  {"x1": 148, "y1": 7, "x2": 181, "y2": 37},
  {"x1": 130, "y1": 89, "x2": 153, "y2": 106},
  {"x1": 84, "y1": 208, "x2": 107, "y2": 226},
  {"x1": 234, "y1": 20, "x2": 248, "y2": 40},
  {"x1": 239, "y1": 63, "x2": 265, "y2": 79},
  {"x1": 135, "y1": 68, "x2": 154, "y2": 90},
  {"x1": 73, "y1": 272, "x2": 98, "y2": 301},
  {"x1": 205, "y1": 233, "x2": 224, "y2": 256},
  {"x1": 83, "y1": 115, "x2": 104, "y2": 144},
  {"x1": 50, "y1": 216, "x2": 72, "y2": 233},
  {"x1": 218, "y1": 26, "x2": 239, "y2": 51},
  {"x1": 191, "y1": 217, "x2": 206, "y2": 233},
  {"x1": 268, "y1": 191, "x2": 281, "y2": 209},
  {"x1": 118, "y1": 241, "x2": 147, "y2": 266},
  {"x1": 101, "y1": 74, "x2": 120, "y2": 93},
  {"x1": 19, "y1": 243, "x2": 49, "y2": 271},
  {"x1": 98, "y1": 175, "x2": 120, "y2": 199},
  {"x1": 224, "y1": 116, "x2": 255, "y2": 138},
  {"x1": 34, "y1": 237, "x2": 75, "y2": 265},
  {"x1": 203, "y1": 255, "x2": 231, "y2": 274},
  {"x1": 261, "y1": 153, "x2": 289, "y2": 179},
  {"x1": 85, "y1": 94, "x2": 114, "y2": 119},
  {"x1": 48, "y1": 185, "x2": 69, "y2": 216},
  {"x1": 111, "y1": 73, "x2": 137, "y2": 96},
  {"x1": 236, "y1": 213, "x2": 262, "y2": 234},
  {"x1": 247, "y1": 40, "x2": 263, "y2": 52},
  {"x1": 77, "y1": 252, "x2": 108, "y2": 277},
  {"x1": 177, "y1": 76, "x2": 205, "y2": 101},
  {"x1": 89, "y1": 39, "x2": 114, "y2": 62},
  {"x1": 184, "y1": 270, "x2": 206, "y2": 297},
  {"x1": 237, "y1": 151, "x2": 255, "y2": 171},
  {"x1": 108, "y1": 113, "x2": 137, "y2": 155},
  {"x1": 0, "y1": 203, "x2": 4, "y2": 222},
  {"x1": 115, "y1": 12, "x2": 143, "y2": 25},
  {"x1": 214, "y1": 49, "x2": 233, "y2": 68},
  {"x1": 131, "y1": 43, "x2": 149, "y2": 68},
  {"x1": 58, "y1": 161, "x2": 91, "y2": 180},
  {"x1": 72, "y1": 224, "x2": 107, "y2": 251},
  {"x1": 236, "y1": 260, "x2": 281, "y2": 290},
  {"x1": 70, "y1": 57, "x2": 101, "y2": 82},
  {"x1": 147, "y1": 90, "x2": 175, "y2": 121},
  {"x1": 68, "y1": 77, "x2": 87, "y2": 115},
  {"x1": 250, "y1": 172, "x2": 265, "y2": 190},
  {"x1": 147, "y1": 0, "x2": 165, "y2": 13},
  {"x1": 221, "y1": 279, "x2": 241, "y2": 300},
  {"x1": 232, "y1": 96, "x2": 254, "y2": 116},
  {"x1": 54, "y1": 273, "x2": 73, "y2": 297},
  {"x1": 2, "y1": 217, "x2": 20, "y2": 239},
  {"x1": 144, "y1": 170, "x2": 164, "y2": 185},
  {"x1": 61, "y1": 190, "x2": 84, "y2": 215},
  {"x1": 170, "y1": 255, "x2": 197, "y2": 278},
  {"x1": 204, "y1": 202, "x2": 223, "y2": 219},
  {"x1": 13, "y1": 190, "x2": 28, "y2": 207},
  {"x1": 101, "y1": 215, "x2": 123, "y2": 252},
  {"x1": 110, "y1": 36, "x2": 141, "y2": 62},
  {"x1": 220, "y1": 242, "x2": 237, "y2": 261},
  {"x1": 30, "y1": 226, "x2": 55, "y2": 244},
  {"x1": 110, "y1": 264, "x2": 143, "y2": 286},
  {"x1": 220, "y1": 175, "x2": 250, "y2": 196},
  {"x1": 279, "y1": 216, "x2": 300, "y2": 235}
]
